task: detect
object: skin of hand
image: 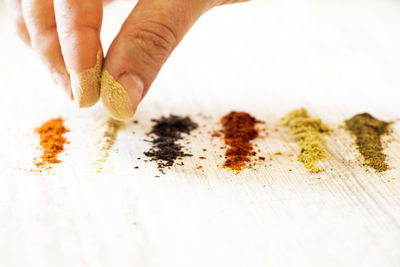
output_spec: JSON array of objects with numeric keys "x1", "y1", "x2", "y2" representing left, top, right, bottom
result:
[{"x1": 5, "y1": 0, "x2": 247, "y2": 119}]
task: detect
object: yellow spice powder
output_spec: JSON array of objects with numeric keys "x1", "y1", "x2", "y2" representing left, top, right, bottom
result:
[
  {"x1": 93, "y1": 115, "x2": 123, "y2": 172},
  {"x1": 100, "y1": 70, "x2": 134, "y2": 120},
  {"x1": 281, "y1": 108, "x2": 330, "y2": 173},
  {"x1": 71, "y1": 49, "x2": 103, "y2": 107}
]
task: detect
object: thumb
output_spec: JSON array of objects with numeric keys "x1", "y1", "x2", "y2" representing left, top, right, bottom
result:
[{"x1": 100, "y1": 0, "x2": 209, "y2": 120}]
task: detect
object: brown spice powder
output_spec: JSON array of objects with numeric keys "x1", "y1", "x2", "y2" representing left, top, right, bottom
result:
[{"x1": 34, "y1": 118, "x2": 69, "y2": 170}]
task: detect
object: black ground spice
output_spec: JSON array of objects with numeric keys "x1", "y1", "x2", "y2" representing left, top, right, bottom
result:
[
  {"x1": 345, "y1": 113, "x2": 390, "y2": 172},
  {"x1": 144, "y1": 115, "x2": 198, "y2": 173}
]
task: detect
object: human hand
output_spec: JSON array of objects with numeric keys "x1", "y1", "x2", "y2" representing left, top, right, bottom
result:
[{"x1": 6, "y1": 0, "x2": 247, "y2": 119}]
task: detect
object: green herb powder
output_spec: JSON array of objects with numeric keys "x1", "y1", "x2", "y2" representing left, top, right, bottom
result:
[{"x1": 345, "y1": 113, "x2": 390, "y2": 172}]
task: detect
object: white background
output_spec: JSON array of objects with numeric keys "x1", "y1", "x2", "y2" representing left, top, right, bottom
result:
[{"x1": 1, "y1": 1, "x2": 400, "y2": 266}]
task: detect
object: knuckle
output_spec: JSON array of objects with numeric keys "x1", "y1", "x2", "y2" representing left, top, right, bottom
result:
[
  {"x1": 59, "y1": 24, "x2": 99, "y2": 41},
  {"x1": 123, "y1": 20, "x2": 178, "y2": 66},
  {"x1": 30, "y1": 25, "x2": 57, "y2": 50}
]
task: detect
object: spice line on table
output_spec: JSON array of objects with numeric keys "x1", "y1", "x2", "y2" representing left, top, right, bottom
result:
[{"x1": 27, "y1": 107, "x2": 397, "y2": 180}]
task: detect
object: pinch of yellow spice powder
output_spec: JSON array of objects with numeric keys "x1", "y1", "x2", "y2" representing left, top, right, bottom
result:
[
  {"x1": 281, "y1": 108, "x2": 330, "y2": 173},
  {"x1": 100, "y1": 70, "x2": 134, "y2": 120},
  {"x1": 71, "y1": 49, "x2": 103, "y2": 107}
]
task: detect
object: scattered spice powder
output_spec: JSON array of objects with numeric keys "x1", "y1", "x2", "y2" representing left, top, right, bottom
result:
[
  {"x1": 144, "y1": 115, "x2": 198, "y2": 173},
  {"x1": 281, "y1": 108, "x2": 330, "y2": 173},
  {"x1": 345, "y1": 113, "x2": 390, "y2": 172},
  {"x1": 34, "y1": 118, "x2": 69, "y2": 170},
  {"x1": 220, "y1": 111, "x2": 260, "y2": 172},
  {"x1": 211, "y1": 131, "x2": 221, "y2": 137}
]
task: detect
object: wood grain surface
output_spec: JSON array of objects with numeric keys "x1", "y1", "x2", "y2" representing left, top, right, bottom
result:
[{"x1": 1, "y1": 1, "x2": 400, "y2": 266}]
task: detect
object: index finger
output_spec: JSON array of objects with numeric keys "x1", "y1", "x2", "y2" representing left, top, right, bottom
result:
[{"x1": 53, "y1": 0, "x2": 103, "y2": 108}]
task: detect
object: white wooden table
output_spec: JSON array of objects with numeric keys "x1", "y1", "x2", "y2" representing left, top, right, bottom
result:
[{"x1": 1, "y1": 1, "x2": 400, "y2": 266}]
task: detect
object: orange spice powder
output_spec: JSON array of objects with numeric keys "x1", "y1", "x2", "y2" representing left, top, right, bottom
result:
[{"x1": 34, "y1": 118, "x2": 69, "y2": 170}]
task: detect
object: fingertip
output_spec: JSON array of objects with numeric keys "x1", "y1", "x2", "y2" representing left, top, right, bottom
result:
[
  {"x1": 70, "y1": 49, "x2": 103, "y2": 108},
  {"x1": 53, "y1": 0, "x2": 103, "y2": 108},
  {"x1": 51, "y1": 70, "x2": 74, "y2": 100},
  {"x1": 100, "y1": 70, "x2": 143, "y2": 120},
  {"x1": 118, "y1": 72, "x2": 145, "y2": 106}
]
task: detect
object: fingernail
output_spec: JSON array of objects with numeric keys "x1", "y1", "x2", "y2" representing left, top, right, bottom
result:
[
  {"x1": 52, "y1": 71, "x2": 73, "y2": 100},
  {"x1": 70, "y1": 73, "x2": 82, "y2": 104},
  {"x1": 118, "y1": 73, "x2": 145, "y2": 105},
  {"x1": 70, "y1": 50, "x2": 102, "y2": 108},
  {"x1": 100, "y1": 70, "x2": 144, "y2": 120}
]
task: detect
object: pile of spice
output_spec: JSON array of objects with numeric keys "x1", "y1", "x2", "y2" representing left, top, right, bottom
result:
[
  {"x1": 281, "y1": 108, "x2": 330, "y2": 173},
  {"x1": 34, "y1": 117, "x2": 69, "y2": 170},
  {"x1": 345, "y1": 113, "x2": 390, "y2": 172},
  {"x1": 93, "y1": 116, "x2": 123, "y2": 172},
  {"x1": 144, "y1": 115, "x2": 198, "y2": 173},
  {"x1": 219, "y1": 111, "x2": 260, "y2": 172}
]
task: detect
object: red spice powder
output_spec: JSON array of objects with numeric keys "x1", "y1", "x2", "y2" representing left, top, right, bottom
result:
[
  {"x1": 220, "y1": 111, "x2": 259, "y2": 172},
  {"x1": 34, "y1": 118, "x2": 69, "y2": 170},
  {"x1": 211, "y1": 131, "x2": 221, "y2": 138}
]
